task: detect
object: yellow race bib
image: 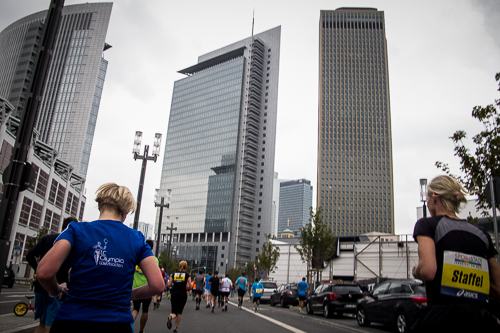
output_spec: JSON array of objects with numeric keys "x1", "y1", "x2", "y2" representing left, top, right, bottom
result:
[
  {"x1": 174, "y1": 272, "x2": 186, "y2": 281},
  {"x1": 441, "y1": 251, "x2": 489, "y2": 302}
]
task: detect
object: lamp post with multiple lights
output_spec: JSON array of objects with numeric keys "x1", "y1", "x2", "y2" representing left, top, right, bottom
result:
[
  {"x1": 154, "y1": 189, "x2": 171, "y2": 258},
  {"x1": 420, "y1": 178, "x2": 428, "y2": 218},
  {"x1": 132, "y1": 131, "x2": 162, "y2": 230}
]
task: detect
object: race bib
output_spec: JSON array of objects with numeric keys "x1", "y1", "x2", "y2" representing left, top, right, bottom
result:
[
  {"x1": 255, "y1": 288, "x2": 263, "y2": 293},
  {"x1": 174, "y1": 272, "x2": 186, "y2": 281},
  {"x1": 440, "y1": 250, "x2": 490, "y2": 302},
  {"x1": 135, "y1": 265, "x2": 143, "y2": 274}
]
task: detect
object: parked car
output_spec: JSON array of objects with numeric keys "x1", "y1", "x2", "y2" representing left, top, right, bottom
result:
[
  {"x1": 256, "y1": 280, "x2": 278, "y2": 302},
  {"x1": 3, "y1": 267, "x2": 15, "y2": 288},
  {"x1": 356, "y1": 279, "x2": 427, "y2": 333},
  {"x1": 270, "y1": 283, "x2": 299, "y2": 307},
  {"x1": 307, "y1": 283, "x2": 363, "y2": 318}
]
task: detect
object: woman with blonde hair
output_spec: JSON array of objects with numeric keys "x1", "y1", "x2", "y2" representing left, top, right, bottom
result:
[
  {"x1": 37, "y1": 183, "x2": 164, "y2": 333},
  {"x1": 167, "y1": 260, "x2": 192, "y2": 332},
  {"x1": 412, "y1": 175, "x2": 500, "y2": 331}
]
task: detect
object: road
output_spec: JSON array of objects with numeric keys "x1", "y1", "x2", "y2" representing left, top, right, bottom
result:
[{"x1": 0, "y1": 285, "x2": 395, "y2": 333}]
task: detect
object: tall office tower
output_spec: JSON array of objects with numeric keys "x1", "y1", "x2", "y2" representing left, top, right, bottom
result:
[
  {"x1": 318, "y1": 8, "x2": 394, "y2": 237},
  {"x1": 277, "y1": 179, "x2": 313, "y2": 238},
  {"x1": 0, "y1": 3, "x2": 113, "y2": 178},
  {"x1": 157, "y1": 26, "x2": 281, "y2": 273}
]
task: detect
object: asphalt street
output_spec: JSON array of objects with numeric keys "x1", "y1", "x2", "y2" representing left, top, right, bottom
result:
[{"x1": 0, "y1": 285, "x2": 395, "y2": 333}]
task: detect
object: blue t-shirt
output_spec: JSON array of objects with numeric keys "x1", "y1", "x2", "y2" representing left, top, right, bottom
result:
[
  {"x1": 54, "y1": 220, "x2": 153, "y2": 323},
  {"x1": 237, "y1": 276, "x2": 247, "y2": 291},
  {"x1": 205, "y1": 275, "x2": 211, "y2": 290},
  {"x1": 251, "y1": 282, "x2": 264, "y2": 297},
  {"x1": 297, "y1": 281, "x2": 308, "y2": 296}
]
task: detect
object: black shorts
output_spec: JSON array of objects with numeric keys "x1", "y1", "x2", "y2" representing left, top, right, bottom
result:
[
  {"x1": 220, "y1": 292, "x2": 230, "y2": 298},
  {"x1": 211, "y1": 290, "x2": 219, "y2": 297},
  {"x1": 253, "y1": 296, "x2": 261, "y2": 303},
  {"x1": 133, "y1": 298, "x2": 152, "y2": 313},
  {"x1": 194, "y1": 290, "x2": 203, "y2": 296},
  {"x1": 171, "y1": 293, "x2": 187, "y2": 315},
  {"x1": 238, "y1": 289, "x2": 246, "y2": 297},
  {"x1": 299, "y1": 295, "x2": 306, "y2": 301}
]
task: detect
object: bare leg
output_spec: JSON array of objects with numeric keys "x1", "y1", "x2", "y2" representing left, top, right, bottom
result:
[
  {"x1": 139, "y1": 312, "x2": 148, "y2": 332},
  {"x1": 174, "y1": 314, "x2": 182, "y2": 328},
  {"x1": 132, "y1": 309, "x2": 139, "y2": 321}
]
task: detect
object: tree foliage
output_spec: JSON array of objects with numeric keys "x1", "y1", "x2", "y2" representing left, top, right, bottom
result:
[
  {"x1": 295, "y1": 207, "x2": 337, "y2": 270},
  {"x1": 436, "y1": 72, "x2": 500, "y2": 214},
  {"x1": 257, "y1": 234, "x2": 280, "y2": 277},
  {"x1": 158, "y1": 250, "x2": 191, "y2": 276},
  {"x1": 25, "y1": 227, "x2": 49, "y2": 253}
]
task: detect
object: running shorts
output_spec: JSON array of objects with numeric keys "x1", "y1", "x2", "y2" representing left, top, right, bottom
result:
[
  {"x1": 211, "y1": 289, "x2": 219, "y2": 297},
  {"x1": 194, "y1": 290, "x2": 203, "y2": 296},
  {"x1": 34, "y1": 292, "x2": 61, "y2": 326},
  {"x1": 171, "y1": 292, "x2": 188, "y2": 315},
  {"x1": 253, "y1": 296, "x2": 261, "y2": 303},
  {"x1": 299, "y1": 295, "x2": 306, "y2": 301},
  {"x1": 204, "y1": 289, "x2": 211, "y2": 296},
  {"x1": 133, "y1": 298, "x2": 152, "y2": 313},
  {"x1": 238, "y1": 289, "x2": 246, "y2": 297},
  {"x1": 220, "y1": 292, "x2": 230, "y2": 298}
]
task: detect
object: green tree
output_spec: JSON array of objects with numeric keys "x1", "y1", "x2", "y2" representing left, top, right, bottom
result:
[
  {"x1": 436, "y1": 72, "x2": 500, "y2": 215},
  {"x1": 25, "y1": 227, "x2": 49, "y2": 253},
  {"x1": 257, "y1": 234, "x2": 280, "y2": 278},
  {"x1": 242, "y1": 259, "x2": 258, "y2": 282},
  {"x1": 295, "y1": 207, "x2": 337, "y2": 279},
  {"x1": 227, "y1": 267, "x2": 241, "y2": 284}
]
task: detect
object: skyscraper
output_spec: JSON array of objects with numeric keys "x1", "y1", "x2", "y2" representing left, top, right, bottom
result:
[
  {"x1": 277, "y1": 179, "x2": 312, "y2": 238},
  {"x1": 318, "y1": 8, "x2": 394, "y2": 237},
  {"x1": 157, "y1": 26, "x2": 281, "y2": 273},
  {"x1": 0, "y1": 3, "x2": 113, "y2": 178}
]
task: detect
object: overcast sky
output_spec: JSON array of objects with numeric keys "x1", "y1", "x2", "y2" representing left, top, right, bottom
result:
[{"x1": 1, "y1": 0, "x2": 499, "y2": 236}]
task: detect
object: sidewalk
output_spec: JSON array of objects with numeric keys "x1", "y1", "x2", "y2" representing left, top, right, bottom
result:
[{"x1": 0, "y1": 312, "x2": 38, "y2": 333}]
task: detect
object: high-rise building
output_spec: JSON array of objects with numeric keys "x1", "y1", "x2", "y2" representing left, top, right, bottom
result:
[
  {"x1": 0, "y1": 3, "x2": 113, "y2": 178},
  {"x1": 129, "y1": 221, "x2": 153, "y2": 240},
  {"x1": 277, "y1": 179, "x2": 312, "y2": 238},
  {"x1": 318, "y1": 8, "x2": 394, "y2": 236},
  {"x1": 157, "y1": 26, "x2": 281, "y2": 274}
]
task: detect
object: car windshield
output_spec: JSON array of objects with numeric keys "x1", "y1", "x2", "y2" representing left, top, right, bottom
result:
[
  {"x1": 414, "y1": 286, "x2": 427, "y2": 294},
  {"x1": 333, "y1": 286, "x2": 361, "y2": 294},
  {"x1": 288, "y1": 284, "x2": 297, "y2": 289},
  {"x1": 262, "y1": 282, "x2": 277, "y2": 288}
]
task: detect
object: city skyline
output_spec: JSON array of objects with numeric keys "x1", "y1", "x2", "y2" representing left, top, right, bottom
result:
[{"x1": 0, "y1": 0, "x2": 498, "y2": 236}]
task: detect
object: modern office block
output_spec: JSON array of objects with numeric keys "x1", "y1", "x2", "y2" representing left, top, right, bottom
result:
[
  {"x1": 277, "y1": 179, "x2": 313, "y2": 238},
  {"x1": 129, "y1": 221, "x2": 153, "y2": 240},
  {"x1": 318, "y1": 8, "x2": 394, "y2": 236},
  {"x1": 0, "y1": 3, "x2": 113, "y2": 178},
  {"x1": 157, "y1": 26, "x2": 281, "y2": 274}
]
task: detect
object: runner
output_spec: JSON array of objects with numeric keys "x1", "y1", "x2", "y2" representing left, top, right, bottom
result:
[
  {"x1": 204, "y1": 272, "x2": 212, "y2": 308},
  {"x1": 132, "y1": 239, "x2": 158, "y2": 333},
  {"x1": 236, "y1": 272, "x2": 247, "y2": 309},
  {"x1": 297, "y1": 277, "x2": 308, "y2": 314},
  {"x1": 220, "y1": 274, "x2": 232, "y2": 312},
  {"x1": 251, "y1": 278, "x2": 264, "y2": 313},
  {"x1": 167, "y1": 261, "x2": 192, "y2": 332},
  {"x1": 153, "y1": 262, "x2": 163, "y2": 310},
  {"x1": 193, "y1": 269, "x2": 205, "y2": 310},
  {"x1": 209, "y1": 270, "x2": 220, "y2": 313}
]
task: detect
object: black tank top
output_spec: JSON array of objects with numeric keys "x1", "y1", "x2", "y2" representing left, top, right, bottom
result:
[{"x1": 171, "y1": 271, "x2": 190, "y2": 295}]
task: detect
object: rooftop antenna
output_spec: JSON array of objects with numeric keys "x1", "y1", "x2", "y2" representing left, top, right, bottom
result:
[{"x1": 251, "y1": 8, "x2": 255, "y2": 41}]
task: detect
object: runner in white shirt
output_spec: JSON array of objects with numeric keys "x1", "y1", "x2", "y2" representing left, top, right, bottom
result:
[{"x1": 219, "y1": 274, "x2": 233, "y2": 312}]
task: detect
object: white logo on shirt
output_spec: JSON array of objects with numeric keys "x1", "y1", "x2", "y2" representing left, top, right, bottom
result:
[{"x1": 93, "y1": 238, "x2": 124, "y2": 268}]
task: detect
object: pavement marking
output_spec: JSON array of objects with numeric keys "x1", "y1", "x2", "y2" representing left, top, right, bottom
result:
[
  {"x1": 1, "y1": 323, "x2": 38, "y2": 333},
  {"x1": 229, "y1": 302, "x2": 307, "y2": 333},
  {"x1": 0, "y1": 300, "x2": 20, "y2": 304}
]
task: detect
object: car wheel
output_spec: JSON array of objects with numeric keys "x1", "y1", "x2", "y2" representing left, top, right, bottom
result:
[
  {"x1": 357, "y1": 307, "x2": 370, "y2": 327},
  {"x1": 323, "y1": 304, "x2": 332, "y2": 318},
  {"x1": 280, "y1": 297, "x2": 287, "y2": 308},
  {"x1": 396, "y1": 311, "x2": 407, "y2": 333},
  {"x1": 307, "y1": 301, "x2": 314, "y2": 314}
]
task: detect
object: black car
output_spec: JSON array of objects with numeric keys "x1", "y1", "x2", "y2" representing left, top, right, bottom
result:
[
  {"x1": 270, "y1": 283, "x2": 299, "y2": 307},
  {"x1": 307, "y1": 283, "x2": 363, "y2": 318},
  {"x1": 3, "y1": 267, "x2": 15, "y2": 288},
  {"x1": 356, "y1": 279, "x2": 427, "y2": 333}
]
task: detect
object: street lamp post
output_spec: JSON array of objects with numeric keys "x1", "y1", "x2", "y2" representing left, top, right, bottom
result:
[
  {"x1": 165, "y1": 217, "x2": 178, "y2": 273},
  {"x1": 132, "y1": 131, "x2": 162, "y2": 230},
  {"x1": 154, "y1": 189, "x2": 171, "y2": 258},
  {"x1": 420, "y1": 178, "x2": 428, "y2": 218}
]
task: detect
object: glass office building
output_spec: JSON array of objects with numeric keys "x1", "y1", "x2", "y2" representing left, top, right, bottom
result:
[
  {"x1": 157, "y1": 27, "x2": 281, "y2": 273},
  {"x1": 0, "y1": 3, "x2": 112, "y2": 178},
  {"x1": 318, "y1": 8, "x2": 394, "y2": 237},
  {"x1": 277, "y1": 179, "x2": 312, "y2": 238}
]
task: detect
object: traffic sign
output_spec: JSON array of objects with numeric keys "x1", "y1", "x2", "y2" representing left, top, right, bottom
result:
[
  {"x1": 254, "y1": 265, "x2": 257, "y2": 272},
  {"x1": 260, "y1": 270, "x2": 264, "y2": 277}
]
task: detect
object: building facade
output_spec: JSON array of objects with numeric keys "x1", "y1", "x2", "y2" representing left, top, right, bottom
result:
[
  {"x1": 277, "y1": 179, "x2": 312, "y2": 238},
  {"x1": 129, "y1": 221, "x2": 153, "y2": 240},
  {"x1": 317, "y1": 8, "x2": 394, "y2": 237},
  {"x1": 1, "y1": 98, "x2": 86, "y2": 279},
  {"x1": 156, "y1": 26, "x2": 281, "y2": 274},
  {"x1": 0, "y1": 3, "x2": 113, "y2": 178}
]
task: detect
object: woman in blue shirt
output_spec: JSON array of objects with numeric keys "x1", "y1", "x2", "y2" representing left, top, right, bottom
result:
[{"x1": 37, "y1": 183, "x2": 164, "y2": 333}]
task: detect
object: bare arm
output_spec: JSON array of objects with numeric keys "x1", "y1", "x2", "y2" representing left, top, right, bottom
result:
[
  {"x1": 131, "y1": 256, "x2": 164, "y2": 300},
  {"x1": 37, "y1": 240, "x2": 71, "y2": 298},
  {"x1": 412, "y1": 236, "x2": 437, "y2": 281},
  {"x1": 489, "y1": 257, "x2": 500, "y2": 301}
]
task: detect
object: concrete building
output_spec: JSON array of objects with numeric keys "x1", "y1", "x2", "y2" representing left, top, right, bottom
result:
[
  {"x1": 277, "y1": 179, "x2": 312, "y2": 238},
  {"x1": 317, "y1": 8, "x2": 394, "y2": 237},
  {"x1": 1, "y1": 98, "x2": 86, "y2": 279},
  {"x1": 129, "y1": 221, "x2": 153, "y2": 240},
  {"x1": 0, "y1": 3, "x2": 113, "y2": 178},
  {"x1": 156, "y1": 27, "x2": 281, "y2": 274}
]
